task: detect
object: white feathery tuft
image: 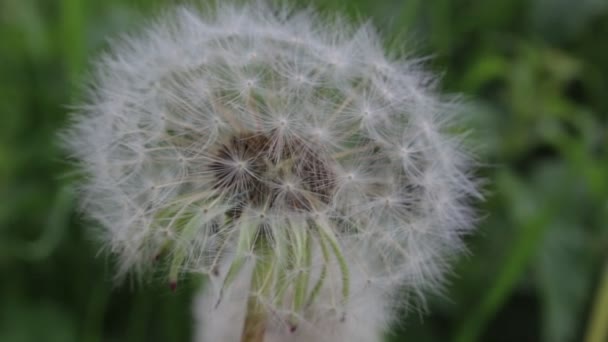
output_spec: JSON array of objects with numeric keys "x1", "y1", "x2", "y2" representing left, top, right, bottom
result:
[{"x1": 63, "y1": 2, "x2": 480, "y2": 340}]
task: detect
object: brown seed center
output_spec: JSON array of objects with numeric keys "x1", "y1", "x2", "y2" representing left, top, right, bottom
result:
[{"x1": 209, "y1": 132, "x2": 335, "y2": 212}]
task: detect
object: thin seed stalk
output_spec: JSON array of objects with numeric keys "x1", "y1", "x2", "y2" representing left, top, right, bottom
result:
[
  {"x1": 241, "y1": 294, "x2": 266, "y2": 342},
  {"x1": 241, "y1": 243, "x2": 274, "y2": 342}
]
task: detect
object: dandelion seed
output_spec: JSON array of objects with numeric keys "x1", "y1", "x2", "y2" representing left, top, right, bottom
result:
[{"x1": 63, "y1": 2, "x2": 480, "y2": 342}]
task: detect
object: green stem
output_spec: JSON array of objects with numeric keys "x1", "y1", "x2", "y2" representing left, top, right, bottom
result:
[
  {"x1": 241, "y1": 248, "x2": 273, "y2": 342},
  {"x1": 585, "y1": 260, "x2": 608, "y2": 342}
]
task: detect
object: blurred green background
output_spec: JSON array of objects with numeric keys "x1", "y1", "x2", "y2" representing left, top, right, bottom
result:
[{"x1": 1, "y1": 0, "x2": 607, "y2": 341}]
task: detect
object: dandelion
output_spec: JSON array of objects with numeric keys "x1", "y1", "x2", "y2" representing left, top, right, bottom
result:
[{"x1": 63, "y1": 2, "x2": 480, "y2": 341}]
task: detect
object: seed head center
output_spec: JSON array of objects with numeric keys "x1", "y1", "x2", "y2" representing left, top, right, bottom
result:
[{"x1": 210, "y1": 132, "x2": 335, "y2": 211}]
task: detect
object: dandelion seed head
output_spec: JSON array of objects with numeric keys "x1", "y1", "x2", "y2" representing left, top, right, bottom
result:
[{"x1": 63, "y1": 2, "x2": 480, "y2": 336}]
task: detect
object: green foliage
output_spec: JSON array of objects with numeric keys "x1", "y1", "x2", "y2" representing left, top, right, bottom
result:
[{"x1": 1, "y1": 0, "x2": 606, "y2": 341}]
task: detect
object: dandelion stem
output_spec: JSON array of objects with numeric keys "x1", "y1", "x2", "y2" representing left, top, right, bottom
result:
[
  {"x1": 584, "y1": 259, "x2": 608, "y2": 342},
  {"x1": 241, "y1": 245, "x2": 273, "y2": 342},
  {"x1": 241, "y1": 299, "x2": 266, "y2": 342}
]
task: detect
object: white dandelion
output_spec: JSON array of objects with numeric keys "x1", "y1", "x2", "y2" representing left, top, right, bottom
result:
[{"x1": 63, "y1": 2, "x2": 480, "y2": 341}]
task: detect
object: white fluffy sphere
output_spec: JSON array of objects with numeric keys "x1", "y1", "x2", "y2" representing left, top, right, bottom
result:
[{"x1": 64, "y1": 2, "x2": 479, "y2": 340}]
